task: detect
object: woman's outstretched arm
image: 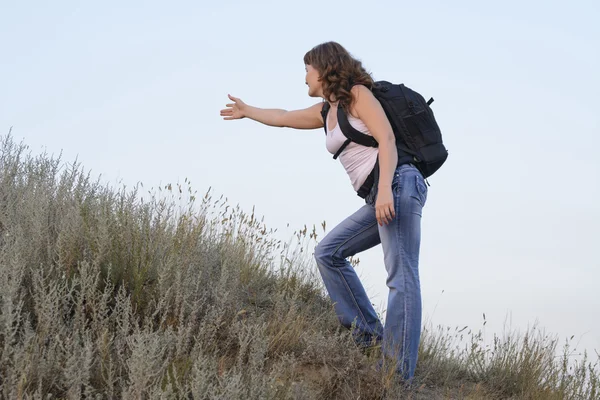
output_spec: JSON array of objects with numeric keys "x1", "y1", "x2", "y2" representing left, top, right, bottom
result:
[{"x1": 221, "y1": 94, "x2": 324, "y2": 129}]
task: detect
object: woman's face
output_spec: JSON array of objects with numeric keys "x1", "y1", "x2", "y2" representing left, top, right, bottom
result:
[{"x1": 305, "y1": 64, "x2": 322, "y2": 98}]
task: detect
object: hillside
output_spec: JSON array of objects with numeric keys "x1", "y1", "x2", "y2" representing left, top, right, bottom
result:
[{"x1": 0, "y1": 133, "x2": 598, "y2": 399}]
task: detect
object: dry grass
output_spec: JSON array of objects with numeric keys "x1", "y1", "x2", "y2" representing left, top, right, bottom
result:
[{"x1": 0, "y1": 132, "x2": 598, "y2": 399}]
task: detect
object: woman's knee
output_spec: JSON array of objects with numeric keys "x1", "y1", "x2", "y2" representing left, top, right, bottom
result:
[
  {"x1": 314, "y1": 241, "x2": 335, "y2": 267},
  {"x1": 314, "y1": 242, "x2": 326, "y2": 263}
]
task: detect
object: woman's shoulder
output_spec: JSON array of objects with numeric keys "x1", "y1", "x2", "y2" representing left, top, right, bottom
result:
[
  {"x1": 348, "y1": 84, "x2": 374, "y2": 119},
  {"x1": 350, "y1": 84, "x2": 372, "y2": 97}
]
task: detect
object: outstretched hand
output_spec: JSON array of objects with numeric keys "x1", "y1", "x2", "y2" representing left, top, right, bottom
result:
[{"x1": 220, "y1": 94, "x2": 247, "y2": 120}]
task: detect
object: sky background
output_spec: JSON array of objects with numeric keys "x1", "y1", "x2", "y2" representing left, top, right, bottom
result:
[{"x1": 2, "y1": 0, "x2": 599, "y2": 361}]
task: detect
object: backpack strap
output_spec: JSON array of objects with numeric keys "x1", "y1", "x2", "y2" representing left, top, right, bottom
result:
[
  {"x1": 333, "y1": 138, "x2": 352, "y2": 159},
  {"x1": 322, "y1": 101, "x2": 379, "y2": 160},
  {"x1": 320, "y1": 102, "x2": 330, "y2": 135},
  {"x1": 334, "y1": 107, "x2": 378, "y2": 160},
  {"x1": 337, "y1": 107, "x2": 379, "y2": 147},
  {"x1": 356, "y1": 158, "x2": 379, "y2": 199},
  {"x1": 321, "y1": 101, "x2": 352, "y2": 159}
]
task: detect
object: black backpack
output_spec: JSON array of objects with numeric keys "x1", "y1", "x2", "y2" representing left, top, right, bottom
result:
[{"x1": 321, "y1": 81, "x2": 448, "y2": 198}]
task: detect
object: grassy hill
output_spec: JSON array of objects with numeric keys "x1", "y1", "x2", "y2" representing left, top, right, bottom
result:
[{"x1": 0, "y1": 133, "x2": 598, "y2": 399}]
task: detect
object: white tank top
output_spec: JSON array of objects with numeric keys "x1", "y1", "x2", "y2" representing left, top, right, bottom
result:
[{"x1": 325, "y1": 112, "x2": 378, "y2": 191}]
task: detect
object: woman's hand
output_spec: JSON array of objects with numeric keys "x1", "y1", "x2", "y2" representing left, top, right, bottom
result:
[
  {"x1": 375, "y1": 186, "x2": 395, "y2": 226},
  {"x1": 220, "y1": 94, "x2": 247, "y2": 120}
]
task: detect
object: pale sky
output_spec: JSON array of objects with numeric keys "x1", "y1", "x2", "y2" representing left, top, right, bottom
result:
[{"x1": 2, "y1": 0, "x2": 599, "y2": 361}]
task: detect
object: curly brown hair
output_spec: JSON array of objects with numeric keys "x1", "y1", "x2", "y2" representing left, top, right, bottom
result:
[{"x1": 303, "y1": 41, "x2": 375, "y2": 112}]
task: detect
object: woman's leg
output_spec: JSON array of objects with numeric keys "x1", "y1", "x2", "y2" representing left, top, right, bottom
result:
[
  {"x1": 378, "y1": 164, "x2": 428, "y2": 381},
  {"x1": 314, "y1": 203, "x2": 384, "y2": 346}
]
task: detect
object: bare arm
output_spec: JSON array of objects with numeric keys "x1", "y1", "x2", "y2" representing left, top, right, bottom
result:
[
  {"x1": 221, "y1": 94, "x2": 324, "y2": 130},
  {"x1": 351, "y1": 85, "x2": 398, "y2": 226}
]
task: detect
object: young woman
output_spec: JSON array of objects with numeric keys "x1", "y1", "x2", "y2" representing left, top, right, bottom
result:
[{"x1": 220, "y1": 41, "x2": 428, "y2": 382}]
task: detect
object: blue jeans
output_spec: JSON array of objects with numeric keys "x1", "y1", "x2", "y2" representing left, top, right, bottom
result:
[{"x1": 314, "y1": 163, "x2": 428, "y2": 381}]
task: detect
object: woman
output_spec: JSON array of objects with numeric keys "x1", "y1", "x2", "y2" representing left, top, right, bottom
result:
[{"x1": 220, "y1": 41, "x2": 428, "y2": 382}]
